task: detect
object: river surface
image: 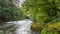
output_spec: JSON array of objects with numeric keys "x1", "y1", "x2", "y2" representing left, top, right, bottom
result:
[{"x1": 7, "y1": 19, "x2": 33, "y2": 34}]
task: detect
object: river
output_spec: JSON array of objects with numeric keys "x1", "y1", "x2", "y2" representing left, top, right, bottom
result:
[{"x1": 6, "y1": 19, "x2": 33, "y2": 34}]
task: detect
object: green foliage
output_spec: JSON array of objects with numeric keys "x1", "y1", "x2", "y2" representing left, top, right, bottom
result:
[
  {"x1": 0, "y1": 0, "x2": 24, "y2": 22},
  {"x1": 0, "y1": 0, "x2": 25, "y2": 34},
  {"x1": 22, "y1": 0, "x2": 60, "y2": 23},
  {"x1": 22, "y1": 0, "x2": 60, "y2": 34},
  {"x1": 41, "y1": 26, "x2": 47, "y2": 34}
]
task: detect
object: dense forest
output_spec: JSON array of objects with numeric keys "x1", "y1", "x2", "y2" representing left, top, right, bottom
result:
[{"x1": 0, "y1": 0, "x2": 60, "y2": 34}]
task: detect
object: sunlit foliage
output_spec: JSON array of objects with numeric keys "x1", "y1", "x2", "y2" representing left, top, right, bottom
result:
[{"x1": 22, "y1": 0, "x2": 60, "y2": 34}]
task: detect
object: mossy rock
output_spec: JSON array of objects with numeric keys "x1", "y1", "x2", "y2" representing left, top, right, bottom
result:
[
  {"x1": 47, "y1": 22, "x2": 60, "y2": 32},
  {"x1": 31, "y1": 22, "x2": 44, "y2": 31}
]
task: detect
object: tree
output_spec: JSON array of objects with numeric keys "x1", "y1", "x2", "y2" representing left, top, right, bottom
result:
[{"x1": 0, "y1": 0, "x2": 24, "y2": 22}]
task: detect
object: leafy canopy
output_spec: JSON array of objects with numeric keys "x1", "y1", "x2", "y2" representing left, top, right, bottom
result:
[{"x1": 0, "y1": 0, "x2": 24, "y2": 22}]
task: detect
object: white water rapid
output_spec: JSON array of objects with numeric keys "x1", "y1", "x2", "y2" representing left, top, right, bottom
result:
[{"x1": 6, "y1": 19, "x2": 33, "y2": 34}]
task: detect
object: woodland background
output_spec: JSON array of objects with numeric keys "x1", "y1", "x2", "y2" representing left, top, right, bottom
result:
[{"x1": 0, "y1": 0, "x2": 60, "y2": 34}]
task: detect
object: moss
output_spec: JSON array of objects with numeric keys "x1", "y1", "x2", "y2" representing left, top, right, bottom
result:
[
  {"x1": 31, "y1": 22, "x2": 44, "y2": 31},
  {"x1": 47, "y1": 22, "x2": 60, "y2": 32}
]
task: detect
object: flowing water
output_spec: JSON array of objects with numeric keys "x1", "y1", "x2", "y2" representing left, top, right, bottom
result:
[{"x1": 7, "y1": 19, "x2": 33, "y2": 34}]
